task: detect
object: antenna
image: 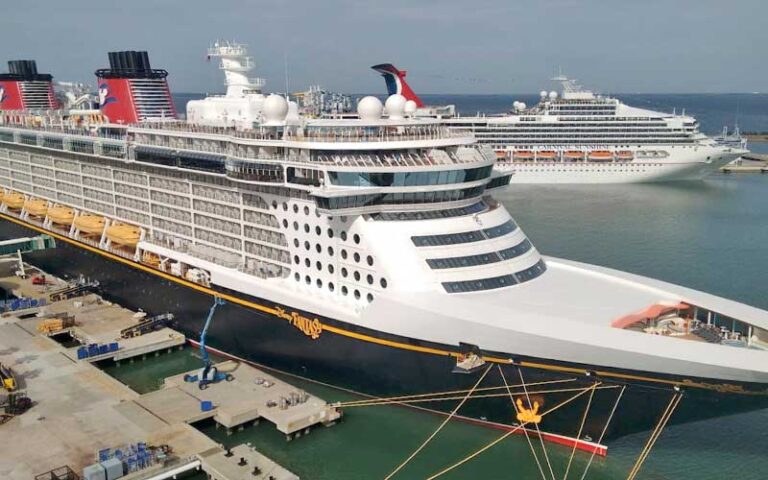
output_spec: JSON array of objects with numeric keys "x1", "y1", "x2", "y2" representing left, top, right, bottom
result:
[{"x1": 283, "y1": 52, "x2": 290, "y2": 99}]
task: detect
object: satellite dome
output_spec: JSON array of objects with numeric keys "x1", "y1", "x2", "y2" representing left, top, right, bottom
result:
[
  {"x1": 263, "y1": 94, "x2": 288, "y2": 124},
  {"x1": 286, "y1": 100, "x2": 300, "y2": 123},
  {"x1": 404, "y1": 100, "x2": 418, "y2": 115},
  {"x1": 518, "y1": 102, "x2": 527, "y2": 110},
  {"x1": 549, "y1": 91, "x2": 558, "y2": 100},
  {"x1": 357, "y1": 96, "x2": 383, "y2": 121},
  {"x1": 512, "y1": 101, "x2": 521, "y2": 110},
  {"x1": 540, "y1": 90, "x2": 548, "y2": 98},
  {"x1": 384, "y1": 94, "x2": 407, "y2": 119}
]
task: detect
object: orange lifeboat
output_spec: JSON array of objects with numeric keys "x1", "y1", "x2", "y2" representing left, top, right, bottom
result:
[
  {"x1": 536, "y1": 150, "x2": 557, "y2": 160},
  {"x1": 106, "y1": 223, "x2": 141, "y2": 246},
  {"x1": 24, "y1": 198, "x2": 48, "y2": 217},
  {"x1": 513, "y1": 150, "x2": 534, "y2": 161},
  {"x1": 3, "y1": 192, "x2": 25, "y2": 209},
  {"x1": 617, "y1": 150, "x2": 634, "y2": 161},
  {"x1": 141, "y1": 251, "x2": 160, "y2": 267},
  {"x1": 48, "y1": 206, "x2": 75, "y2": 225},
  {"x1": 74, "y1": 214, "x2": 106, "y2": 235},
  {"x1": 564, "y1": 150, "x2": 584, "y2": 161},
  {"x1": 588, "y1": 150, "x2": 614, "y2": 162}
]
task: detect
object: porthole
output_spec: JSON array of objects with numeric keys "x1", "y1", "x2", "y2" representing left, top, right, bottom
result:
[
  {"x1": 315, "y1": 211, "x2": 321, "y2": 218},
  {"x1": 327, "y1": 228, "x2": 334, "y2": 239},
  {"x1": 340, "y1": 216, "x2": 348, "y2": 223},
  {"x1": 342, "y1": 286, "x2": 348, "y2": 295},
  {"x1": 272, "y1": 200, "x2": 278, "y2": 209},
  {"x1": 380, "y1": 278, "x2": 388, "y2": 289},
  {"x1": 304, "y1": 258, "x2": 310, "y2": 267},
  {"x1": 366, "y1": 274, "x2": 373, "y2": 285},
  {"x1": 341, "y1": 267, "x2": 348, "y2": 278},
  {"x1": 353, "y1": 234, "x2": 360, "y2": 244},
  {"x1": 316, "y1": 261, "x2": 322, "y2": 271},
  {"x1": 353, "y1": 252, "x2": 360, "y2": 263},
  {"x1": 293, "y1": 221, "x2": 299, "y2": 231},
  {"x1": 367, "y1": 256, "x2": 374, "y2": 266},
  {"x1": 315, "y1": 226, "x2": 321, "y2": 235},
  {"x1": 328, "y1": 246, "x2": 334, "y2": 256},
  {"x1": 283, "y1": 219, "x2": 288, "y2": 228},
  {"x1": 282, "y1": 202, "x2": 288, "y2": 211},
  {"x1": 354, "y1": 271, "x2": 361, "y2": 281},
  {"x1": 293, "y1": 204, "x2": 299, "y2": 213},
  {"x1": 329, "y1": 282, "x2": 335, "y2": 292},
  {"x1": 304, "y1": 241, "x2": 310, "y2": 250},
  {"x1": 315, "y1": 244, "x2": 322, "y2": 253},
  {"x1": 305, "y1": 275, "x2": 311, "y2": 284},
  {"x1": 304, "y1": 206, "x2": 310, "y2": 215},
  {"x1": 304, "y1": 224, "x2": 310, "y2": 233},
  {"x1": 293, "y1": 239, "x2": 299, "y2": 248},
  {"x1": 341, "y1": 249, "x2": 348, "y2": 260},
  {"x1": 294, "y1": 273, "x2": 300, "y2": 281},
  {"x1": 316, "y1": 278, "x2": 322, "y2": 288},
  {"x1": 328, "y1": 264, "x2": 335, "y2": 274},
  {"x1": 354, "y1": 289, "x2": 361, "y2": 300},
  {"x1": 367, "y1": 293, "x2": 374, "y2": 303},
  {"x1": 341, "y1": 231, "x2": 347, "y2": 241},
  {"x1": 293, "y1": 255, "x2": 299, "y2": 264}
]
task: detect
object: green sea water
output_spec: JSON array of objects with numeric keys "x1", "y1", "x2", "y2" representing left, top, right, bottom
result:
[{"x1": 102, "y1": 173, "x2": 768, "y2": 480}]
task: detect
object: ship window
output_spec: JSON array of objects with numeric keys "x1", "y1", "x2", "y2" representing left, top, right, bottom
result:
[
  {"x1": 514, "y1": 259, "x2": 547, "y2": 283},
  {"x1": 293, "y1": 205, "x2": 299, "y2": 213},
  {"x1": 328, "y1": 246, "x2": 334, "y2": 256},
  {"x1": 304, "y1": 206, "x2": 310, "y2": 215},
  {"x1": 341, "y1": 231, "x2": 348, "y2": 241},
  {"x1": 304, "y1": 241, "x2": 310, "y2": 250},
  {"x1": 304, "y1": 258, "x2": 310, "y2": 267},
  {"x1": 305, "y1": 275, "x2": 311, "y2": 284},
  {"x1": 342, "y1": 267, "x2": 348, "y2": 278},
  {"x1": 341, "y1": 249, "x2": 348, "y2": 259},
  {"x1": 367, "y1": 256, "x2": 374, "y2": 266},
  {"x1": 304, "y1": 224, "x2": 310, "y2": 233},
  {"x1": 354, "y1": 271, "x2": 361, "y2": 281},
  {"x1": 315, "y1": 226, "x2": 321, "y2": 235},
  {"x1": 282, "y1": 202, "x2": 288, "y2": 211},
  {"x1": 412, "y1": 219, "x2": 518, "y2": 247},
  {"x1": 380, "y1": 278, "x2": 388, "y2": 289},
  {"x1": 353, "y1": 234, "x2": 360, "y2": 244},
  {"x1": 316, "y1": 279, "x2": 322, "y2": 288},
  {"x1": 293, "y1": 221, "x2": 299, "y2": 231},
  {"x1": 354, "y1": 289, "x2": 361, "y2": 300},
  {"x1": 327, "y1": 228, "x2": 334, "y2": 238},
  {"x1": 367, "y1": 293, "x2": 374, "y2": 303},
  {"x1": 353, "y1": 252, "x2": 360, "y2": 263},
  {"x1": 366, "y1": 274, "x2": 373, "y2": 285},
  {"x1": 293, "y1": 255, "x2": 299, "y2": 264},
  {"x1": 342, "y1": 286, "x2": 348, "y2": 295},
  {"x1": 315, "y1": 244, "x2": 322, "y2": 253},
  {"x1": 294, "y1": 273, "x2": 300, "y2": 281},
  {"x1": 283, "y1": 220, "x2": 289, "y2": 228},
  {"x1": 328, "y1": 264, "x2": 335, "y2": 274},
  {"x1": 272, "y1": 200, "x2": 278, "y2": 209},
  {"x1": 329, "y1": 282, "x2": 335, "y2": 292},
  {"x1": 316, "y1": 261, "x2": 322, "y2": 271},
  {"x1": 427, "y1": 239, "x2": 533, "y2": 269},
  {"x1": 293, "y1": 239, "x2": 299, "y2": 247}
]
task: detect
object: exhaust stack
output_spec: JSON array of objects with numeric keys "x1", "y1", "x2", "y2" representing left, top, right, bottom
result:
[
  {"x1": 0, "y1": 60, "x2": 58, "y2": 110},
  {"x1": 371, "y1": 63, "x2": 424, "y2": 107}
]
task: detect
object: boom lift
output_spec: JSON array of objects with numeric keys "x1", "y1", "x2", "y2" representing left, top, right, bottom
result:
[{"x1": 183, "y1": 297, "x2": 233, "y2": 389}]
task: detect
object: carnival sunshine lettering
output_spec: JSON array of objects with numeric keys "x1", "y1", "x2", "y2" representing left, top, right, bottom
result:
[{"x1": 275, "y1": 307, "x2": 323, "y2": 339}]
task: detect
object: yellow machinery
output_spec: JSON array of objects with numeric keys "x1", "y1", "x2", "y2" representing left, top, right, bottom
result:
[
  {"x1": 3, "y1": 191, "x2": 25, "y2": 209},
  {"x1": 24, "y1": 198, "x2": 48, "y2": 217},
  {"x1": 74, "y1": 214, "x2": 105, "y2": 234},
  {"x1": 48, "y1": 205, "x2": 75, "y2": 225},
  {"x1": 37, "y1": 317, "x2": 75, "y2": 335},
  {"x1": 0, "y1": 363, "x2": 16, "y2": 392},
  {"x1": 106, "y1": 223, "x2": 141, "y2": 246}
]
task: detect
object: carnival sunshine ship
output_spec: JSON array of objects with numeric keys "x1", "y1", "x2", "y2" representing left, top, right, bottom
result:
[
  {"x1": 1, "y1": 44, "x2": 767, "y2": 455},
  {"x1": 373, "y1": 64, "x2": 746, "y2": 183}
]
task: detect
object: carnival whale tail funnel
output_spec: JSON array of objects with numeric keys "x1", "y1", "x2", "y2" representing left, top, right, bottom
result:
[{"x1": 371, "y1": 63, "x2": 424, "y2": 108}]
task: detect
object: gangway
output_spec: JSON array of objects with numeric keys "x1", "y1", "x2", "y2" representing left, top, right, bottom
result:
[
  {"x1": 120, "y1": 313, "x2": 175, "y2": 338},
  {"x1": 0, "y1": 235, "x2": 55, "y2": 256},
  {"x1": 49, "y1": 280, "x2": 101, "y2": 302}
]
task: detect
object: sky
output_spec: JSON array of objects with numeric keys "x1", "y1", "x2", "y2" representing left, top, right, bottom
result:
[{"x1": 1, "y1": 0, "x2": 766, "y2": 95}]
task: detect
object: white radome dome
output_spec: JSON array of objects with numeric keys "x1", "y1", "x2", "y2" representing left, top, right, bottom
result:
[
  {"x1": 263, "y1": 94, "x2": 289, "y2": 124},
  {"x1": 404, "y1": 100, "x2": 418, "y2": 115},
  {"x1": 540, "y1": 90, "x2": 548, "y2": 98},
  {"x1": 286, "y1": 100, "x2": 300, "y2": 122},
  {"x1": 512, "y1": 101, "x2": 521, "y2": 110},
  {"x1": 384, "y1": 94, "x2": 407, "y2": 119},
  {"x1": 357, "y1": 96, "x2": 383, "y2": 121},
  {"x1": 518, "y1": 102, "x2": 527, "y2": 110},
  {"x1": 549, "y1": 91, "x2": 558, "y2": 100}
]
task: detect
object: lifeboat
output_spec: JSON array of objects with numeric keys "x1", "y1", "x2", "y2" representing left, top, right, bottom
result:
[
  {"x1": 74, "y1": 214, "x2": 106, "y2": 235},
  {"x1": 513, "y1": 150, "x2": 534, "y2": 161},
  {"x1": 536, "y1": 150, "x2": 557, "y2": 160},
  {"x1": 3, "y1": 192, "x2": 25, "y2": 209},
  {"x1": 106, "y1": 223, "x2": 141, "y2": 246},
  {"x1": 141, "y1": 251, "x2": 161, "y2": 267},
  {"x1": 495, "y1": 150, "x2": 509, "y2": 160},
  {"x1": 48, "y1": 206, "x2": 75, "y2": 225},
  {"x1": 564, "y1": 150, "x2": 584, "y2": 161},
  {"x1": 24, "y1": 198, "x2": 48, "y2": 217},
  {"x1": 617, "y1": 150, "x2": 634, "y2": 161},
  {"x1": 588, "y1": 150, "x2": 614, "y2": 162}
]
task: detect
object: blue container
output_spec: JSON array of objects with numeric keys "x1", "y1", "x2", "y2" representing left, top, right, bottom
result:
[
  {"x1": 88, "y1": 344, "x2": 100, "y2": 356},
  {"x1": 98, "y1": 448, "x2": 111, "y2": 462},
  {"x1": 109, "y1": 342, "x2": 119, "y2": 352},
  {"x1": 10, "y1": 300, "x2": 20, "y2": 310},
  {"x1": 98, "y1": 345, "x2": 109, "y2": 355},
  {"x1": 77, "y1": 347, "x2": 88, "y2": 359},
  {"x1": 200, "y1": 400, "x2": 214, "y2": 412}
]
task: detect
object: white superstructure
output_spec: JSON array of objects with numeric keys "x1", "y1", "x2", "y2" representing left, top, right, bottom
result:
[{"x1": 442, "y1": 77, "x2": 746, "y2": 183}]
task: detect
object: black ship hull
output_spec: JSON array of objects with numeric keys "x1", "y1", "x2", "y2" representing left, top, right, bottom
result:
[{"x1": 2, "y1": 216, "x2": 767, "y2": 453}]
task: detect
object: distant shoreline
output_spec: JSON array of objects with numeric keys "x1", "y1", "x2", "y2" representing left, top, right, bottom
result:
[{"x1": 745, "y1": 134, "x2": 768, "y2": 142}]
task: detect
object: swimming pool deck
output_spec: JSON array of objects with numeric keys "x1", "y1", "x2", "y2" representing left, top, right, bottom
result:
[{"x1": 0, "y1": 262, "x2": 330, "y2": 479}]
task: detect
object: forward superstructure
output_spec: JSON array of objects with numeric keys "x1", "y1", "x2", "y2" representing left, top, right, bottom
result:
[{"x1": 1, "y1": 49, "x2": 767, "y2": 452}]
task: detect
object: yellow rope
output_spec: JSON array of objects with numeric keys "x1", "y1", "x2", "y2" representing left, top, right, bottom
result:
[
  {"x1": 499, "y1": 365, "x2": 548, "y2": 480},
  {"x1": 578, "y1": 385, "x2": 626, "y2": 480},
  {"x1": 425, "y1": 382, "x2": 602, "y2": 480},
  {"x1": 562, "y1": 382, "x2": 598, "y2": 480},
  {"x1": 383, "y1": 364, "x2": 493, "y2": 480},
  {"x1": 337, "y1": 378, "x2": 577, "y2": 407},
  {"x1": 625, "y1": 391, "x2": 682, "y2": 480}
]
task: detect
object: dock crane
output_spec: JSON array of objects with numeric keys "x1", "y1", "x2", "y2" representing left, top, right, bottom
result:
[{"x1": 184, "y1": 296, "x2": 233, "y2": 389}]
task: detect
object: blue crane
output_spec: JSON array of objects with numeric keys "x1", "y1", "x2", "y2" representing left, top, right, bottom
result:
[{"x1": 184, "y1": 296, "x2": 233, "y2": 389}]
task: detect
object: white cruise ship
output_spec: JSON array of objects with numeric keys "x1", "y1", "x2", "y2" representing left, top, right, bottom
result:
[
  {"x1": 373, "y1": 66, "x2": 746, "y2": 183},
  {"x1": 1, "y1": 46, "x2": 767, "y2": 456}
]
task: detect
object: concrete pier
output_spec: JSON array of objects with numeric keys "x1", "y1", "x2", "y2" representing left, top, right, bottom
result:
[{"x1": 0, "y1": 262, "x2": 336, "y2": 479}]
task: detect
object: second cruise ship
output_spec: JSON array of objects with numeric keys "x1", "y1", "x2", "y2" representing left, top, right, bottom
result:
[{"x1": 373, "y1": 65, "x2": 746, "y2": 183}]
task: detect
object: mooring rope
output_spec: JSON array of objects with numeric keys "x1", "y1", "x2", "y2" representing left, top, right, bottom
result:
[
  {"x1": 578, "y1": 385, "x2": 626, "y2": 480},
  {"x1": 425, "y1": 382, "x2": 602, "y2": 480},
  {"x1": 519, "y1": 368, "x2": 557, "y2": 480},
  {"x1": 562, "y1": 381, "x2": 598, "y2": 480},
  {"x1": 499, "y1": 365, "x2": 548, "y2": 480},
  {"x1": 625, "y1": 391, "x2": 682, "y2": 480},
  {"x1": 383, "y1": 364, "x2": 494, "y2": 480}
]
